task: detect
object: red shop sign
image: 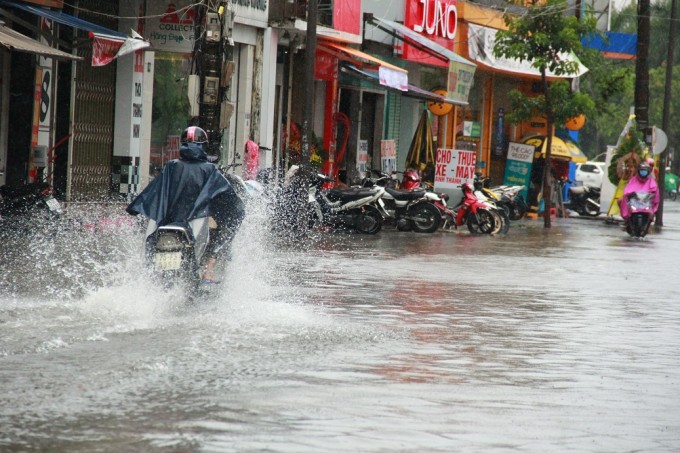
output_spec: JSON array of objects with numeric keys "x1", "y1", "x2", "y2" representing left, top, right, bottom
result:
[{"x1": 403, "y1": 0, "x2": 458, "y2": 68}]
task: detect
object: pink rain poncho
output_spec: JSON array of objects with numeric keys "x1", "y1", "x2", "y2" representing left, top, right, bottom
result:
[{"x1": 618, "y1": 173, "x2": 660, "y2": 220}]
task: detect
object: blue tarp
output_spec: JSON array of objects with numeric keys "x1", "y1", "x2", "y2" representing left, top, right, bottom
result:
[
  {"x1": 582, "y1": 32, "x2": 637, "y2": 56},
  {"x1": 0, "y1": 0, "x2": 126, "y2": 38}
]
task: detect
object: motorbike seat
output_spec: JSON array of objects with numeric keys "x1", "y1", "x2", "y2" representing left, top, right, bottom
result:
[
  {"x1": 325, "y1": 187, "x2": 379, "y2": 202},
  {"x1": 569, "y1": 185, "x2": 588, "y2": 195},
  {"x1": 385, "y1": 187, "x2": 426, "y2": 201}
]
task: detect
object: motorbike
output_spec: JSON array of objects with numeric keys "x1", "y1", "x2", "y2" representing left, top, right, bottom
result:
[
  {"x1": 567, "y1": 183, "x2": 601, "y2": 217},
  {"x1": 664, "y1": 171, "x2": 678, "y2": 201},
  {"x1": 0, "y1": 181, "x2": 62, "y2": 226},
  {"x1": 623, "y1": 191, "x2": 654, "y2": 239},
  {"x1": 308, "y1": 173, "x2": 385, "y2": 234},
  {"x1": 437, "y1": 182, "x2": 498, "y2": 234},
  {"x1": 144, "y1": 217, "x2": 214, "y2": 295},
  {"x1": 361, "y1": 170, "x2": 441, "y2": 233},
  {"x1": 470, "y1": 179, "x2": 510, "y2": 235},
  {"x1": 474, "y1": 177, "x2": 527, "y2": 221}
]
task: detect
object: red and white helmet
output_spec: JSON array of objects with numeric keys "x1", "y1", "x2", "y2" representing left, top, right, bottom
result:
[
  {"x1": 181, "y1": 126, "x2": 208, "y2": 145},
  {"x1": 461, "y1": 182, "x2": 474, "y2": 193}
]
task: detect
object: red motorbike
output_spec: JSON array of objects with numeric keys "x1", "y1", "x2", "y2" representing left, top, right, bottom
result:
[{"x1": 436, "y1": 182, "x2": 498, "y2": 234}]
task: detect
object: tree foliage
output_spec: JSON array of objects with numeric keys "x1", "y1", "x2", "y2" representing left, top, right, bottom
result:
[{"x1": 493, "y1": 0, "x2": 598, "y2": 227}]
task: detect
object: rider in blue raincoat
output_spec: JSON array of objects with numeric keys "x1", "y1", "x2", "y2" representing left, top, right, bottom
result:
[{"x1": 127, "y1": 126, "x2": 244, "y2": 282}]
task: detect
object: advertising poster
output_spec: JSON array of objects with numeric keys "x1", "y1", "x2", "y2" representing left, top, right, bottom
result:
[
  {"x1": 357, "y1": 140, "x2": 369, "y2": 177},
  {"x1": 380, "y1": 139, "x2": 396, "y2": 175},
  {"x1": 502, "y1": 142, "x2": 535, "y2": 197},
  {"x1": 434, "y1": 148, "x2": 477, "y2": 190},
  {"x1": 147, "y1": 1, "x2": 197, "y2": 53}
]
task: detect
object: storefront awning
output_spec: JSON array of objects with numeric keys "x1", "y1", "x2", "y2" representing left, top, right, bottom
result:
[
  {"x1": 0, "y1": 22, "x2": 80, "y2": 60},
  {"x1": 341, "y1": 63, "x2": 466, "y2": 106},
  {"x1": 318, "y1": 41, "x2": 408, "y2": 91},
  {"x1": 0, "y1": 0, "x2": 149, "y2": 66},
  {"x1": 0, "y1": 0, "x2": 126, "y2": 39},
  {"x1": 467, "y1": 24, "x2": 589, "y2": 79},
  {"x1": 367, "y1": 15, "x2": 476, "y2": 68}
]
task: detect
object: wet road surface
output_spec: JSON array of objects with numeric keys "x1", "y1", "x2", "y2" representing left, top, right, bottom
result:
[{"x1": 1, "y1": 202, "x2": 679, "y2": 452}]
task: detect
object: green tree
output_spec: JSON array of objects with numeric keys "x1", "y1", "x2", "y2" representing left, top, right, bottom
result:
[{"x1": 493, "y1": 0, "x2": 597, "y2": 227}]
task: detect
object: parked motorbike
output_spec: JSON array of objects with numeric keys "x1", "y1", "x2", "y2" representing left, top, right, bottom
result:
[
  {"x1": 567, "y1": 183, "x2": 601, "y2": 217},
  {"x1": 474, "y1": 177, "x2": 527, "y2": 221},
  {"x1": 0, "y1": 181, "x2": 62, "y2": 225},
  {"x1": 623, "y1": 191, "x2": 654, "y2": 239},
  {"x1": 361, "y1": 170, "x2": 441, "y2": 233},
  {"x1": 448, "y1": 182, "x2": 499, "y2": 234},
  {"x1": 309, "y1": 173, "x2": 385, "y2": 234},
  {"x1": 471, "y1": 179, "x2": 510, "y2": 234}
]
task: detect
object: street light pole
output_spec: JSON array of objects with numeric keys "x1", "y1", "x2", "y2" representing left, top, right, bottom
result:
[{"x1": 300, "y1": 0, "x2": 317, "y2": 175}]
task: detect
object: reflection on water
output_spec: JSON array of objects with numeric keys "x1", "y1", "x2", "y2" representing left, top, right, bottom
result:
[{"x1": 1, "y1": 203, "x2": 680, "y2": 451}]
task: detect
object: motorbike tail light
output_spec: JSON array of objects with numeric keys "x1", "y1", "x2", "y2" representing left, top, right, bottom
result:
[
  {"x1": 156, "y1": 234, "x2": 184, "y2": 252},
  {"x1": 40, "y1": 186, "x2": 53, "y2": 196}
]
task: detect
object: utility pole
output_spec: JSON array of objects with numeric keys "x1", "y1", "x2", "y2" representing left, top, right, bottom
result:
[
  {"x1": 634, "y1": 0, "x2": 650, "y2": 130},
  {"x1": 656, "y1": 0, "x2": 678, "y2": 227},
  {"x1": 300, "y1": 0, "x2": 318, "y2": 175}
]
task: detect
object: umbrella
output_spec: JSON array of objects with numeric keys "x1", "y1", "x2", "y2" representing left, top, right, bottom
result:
[
  {"x1": 406, "y1": 110, "x2": 435, "y2": 172},
  {"x1": 523, "y1": 135, "x2": 588, "y2": 163}
]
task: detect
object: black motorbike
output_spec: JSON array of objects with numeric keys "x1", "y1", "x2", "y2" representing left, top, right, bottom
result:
[
  {"x1": 0, "y1": 181, "x2": 62, "y2": 224},
  {"x1": 567, "y1": 184, "x2": 601, "y2": 217}
]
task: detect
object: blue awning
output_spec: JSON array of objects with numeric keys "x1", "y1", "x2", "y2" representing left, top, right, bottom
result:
[{"x1": 0, "y1": 0, "x2": 126, "y2": 38}]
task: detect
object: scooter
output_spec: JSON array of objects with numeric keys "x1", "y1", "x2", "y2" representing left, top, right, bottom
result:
[
  {"x1": 361, "y1": 170, "x2": 442, "y2": 233},
  {"x1": 0, "y1": 181, "x2": 62, "y2": 226},
  {"x1": 308, "y1": 173, "x2": 385, "y2": 234},
  {"x1": 474, "y1": 176, "x2": 527, "y2": 221},
  {"x1": 450, "y1": 182, "x2": 499, "y2": 234},
  {"x1": 144, "y1": 217, "x2": 213, "y2": 295},
  {"x1": 567, "y1": 183, "x2": 601, "y2": 217},
  {"x1": 623, "y1": 191, "x2": 654, "y2": 239}
]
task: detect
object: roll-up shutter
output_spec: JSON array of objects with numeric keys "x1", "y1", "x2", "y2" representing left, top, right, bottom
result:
[{"x1": 68, "y1": 0, "x2": 117, "y2": 201}]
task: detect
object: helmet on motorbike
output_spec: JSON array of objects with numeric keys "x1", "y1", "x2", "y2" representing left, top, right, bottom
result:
[
  {"x1": 181, "y1": 126, "x2": 209, "y2": 145},
  {"x1": 461, "y1": 182, "x2": 474, "y2": 193},
  {"x1": 638, "y1": 162, "x2": 652, "y2": 179}
]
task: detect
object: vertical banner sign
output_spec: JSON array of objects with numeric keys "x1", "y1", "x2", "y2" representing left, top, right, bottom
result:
[
  {"x1": 29, "y1": 67, "x2": 43, "y2": 183},
  {"x1": 494, "y1": 107, "x2": 505, "y2": 157},
  {"x1": 434, "y1": 148, "x2": 477, "y2": 190},
  {"x1": 502, "y1": 142, "x2": 535, "y2": 198},
  {"x1": 357, "y1": 140, "x2": 369, "y2": 176},
  {"x1": 380, "y1": 139, "x2": 396, "y2": 174},
  {"x1": 131, "y1": 51, "x2": 144, "y2": 158}
]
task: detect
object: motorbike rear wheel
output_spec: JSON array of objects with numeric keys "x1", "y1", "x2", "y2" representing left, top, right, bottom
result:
[
  {"x1": 354, "y1": 205, "x2": 383, "y2": 234},
  {"x1": 467, "y1": 208, "x2": 496, "y2": 234},
  {"x1": 509, "y1": 195, "x2": 527, "y2": 220},
  {"x1": 409, "y1": 202, "x2": 441, "y2": 233}
]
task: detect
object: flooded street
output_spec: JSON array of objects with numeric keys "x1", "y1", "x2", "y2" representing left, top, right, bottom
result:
[{"x1": 1, "y1": 202, "x2": 680, "y2": 452}]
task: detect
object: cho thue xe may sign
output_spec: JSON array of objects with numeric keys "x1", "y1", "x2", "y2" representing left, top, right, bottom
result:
[{"x1": 434, "y1": 148, "x2": 477, "y2": 190}]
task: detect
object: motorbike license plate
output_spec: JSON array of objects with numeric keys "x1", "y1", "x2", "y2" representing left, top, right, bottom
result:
[
  {"x1": 45, "y1": 197, "x2": 61, "y2": 212},
  {"x1": 155, "y1": 252, "x2": 182, "y2": 271}
]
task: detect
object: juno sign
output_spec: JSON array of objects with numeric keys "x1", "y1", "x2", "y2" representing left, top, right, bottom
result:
[{"x1": 404, "y1": 0, "x2": 458, "y2": 68}]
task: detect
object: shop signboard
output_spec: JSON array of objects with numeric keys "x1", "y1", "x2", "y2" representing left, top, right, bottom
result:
[
  {"x1": 502, "y1": 142, "x2": 534, "y2": 198},
  {"x1": 403, "y1": 0, "x2": 458, "y2": 68},
  {"x1": 147, "y1": 1, "x2": 197, "y2": 53},
  {"x1": 380, "y1": 140, "x2": 396, "y2": 175},
  {"x1": 447, "y1": 60, "x2": 475, "y2": 104},
  {"x1": 434, "y1": 148, "x2": 476, "y2": 190}
]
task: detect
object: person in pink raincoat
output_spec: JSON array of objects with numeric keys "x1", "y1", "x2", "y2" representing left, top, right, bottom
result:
[{"x1": 618, "y1": 160, "x2": 660, "y2": 220}]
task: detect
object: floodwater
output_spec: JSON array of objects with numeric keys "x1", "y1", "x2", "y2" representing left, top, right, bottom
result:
[{"x1": 1, "y1": 200, "x2": 680, "y2": 452}]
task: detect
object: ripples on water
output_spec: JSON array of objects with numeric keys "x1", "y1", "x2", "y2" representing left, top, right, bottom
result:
[{"x1": 1, "y1": 203, "x2": 680, "y2": 451}]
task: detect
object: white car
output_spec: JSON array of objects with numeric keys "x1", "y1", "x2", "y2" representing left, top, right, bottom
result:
[{"x1": 575, "y1": 162, "x2": 606, "y2": 188}]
